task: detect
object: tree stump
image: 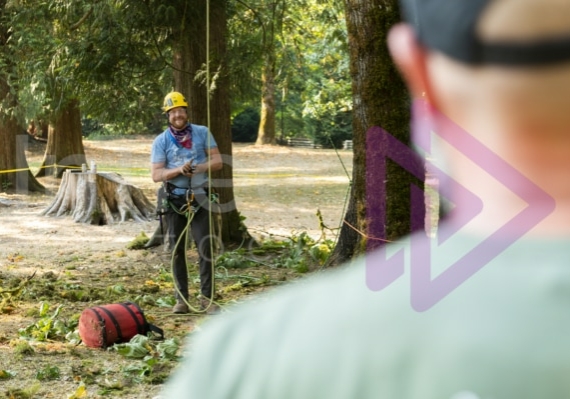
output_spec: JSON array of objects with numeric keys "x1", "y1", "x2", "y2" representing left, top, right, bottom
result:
[{"x1": 42, "y1": 170, "x2": 155, "y2": 225}]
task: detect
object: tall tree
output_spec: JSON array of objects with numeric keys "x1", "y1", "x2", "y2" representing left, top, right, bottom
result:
[
  {"x1": 327, "y1": 0, "x2": 423, "y2": 266},
  {"x1": 229, "y1": 0, "x2": 351, "y2": 147},
  {"x1": 227, "y1": 0, "x2": 285, "y2": 146},
  {"x1": 0, "y1": 0, "x2": 44, "y2": 193},
  {"x1": 254, "y1": 0, "x2": 284, "y2": 145},
  {"x1": 169, "y1": 0, "x2": 250, "y2": 245},
  {"x1": 13, "y1": 0, "x2": 169, "y2": 180},
  {"x1": 11, "y1": 2, "x2": 89, "y2": 179}
]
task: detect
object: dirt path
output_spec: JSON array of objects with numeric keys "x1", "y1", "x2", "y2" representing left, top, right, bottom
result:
[{"x1": 0, "y1": 137, "x2": 352, "y2": 398}]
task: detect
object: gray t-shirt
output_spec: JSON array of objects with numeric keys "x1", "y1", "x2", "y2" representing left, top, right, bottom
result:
[
  {"x1": 151, "y1": 124, "x2": 218, "y2": 194},
  {"x1": 163, "y1": 228, "x2": 570, "y2": 398}
]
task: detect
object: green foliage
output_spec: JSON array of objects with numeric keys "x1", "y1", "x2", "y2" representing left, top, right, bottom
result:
[
  {"x1": 155, "y1": 296, "x2": 176, "y2": 308},
  {"x1": 3, "y1": 0, "x2": 351, "y2": 140},
  {"x1": 81, "y1": 117, "x2": 106, "y2": 137},
  {"x1": 18, "y1": 302, "x2": 77, "y2": 342},
  {"x1": 232, "y1": 107, "x2": 260, "y2": 142},
  {"x1": 12, "y1": 340, "x2": 34, "y2": 356},
  {"x1": 35, "y1": 365, "x2": 61, "y2": 381},
  {"x1": 216, "y1": 251, "x2": 255, "y2": 269},
  {"x1": 113, "y1": 334, "x2": 180, "y2": 384},
  {"x1": 126, "y1": 231, "x2": 150, "y2": 250},
  {"x1": 6, "y1": 0, "x2": 170, "y2": 132},
  {"x1": 114, "y1": 334, "x2": 180, "y2": 361},
  {"x1": 216, "y1": 230, "x2": 334, "y2": 273},
  {"x1": 228, "y1": 0, "x2": 351, "y2": 144},
  {"x1": 113, "y1": 335, "x2": 153, "y2": 359},
  {"x1": 296, "y1": 1, "x2": 353, "y2": 147},
  {"x1": 3, "y1": 382, "x2": 40, "y2": 399},
  {"x1": 155, "y1": 338, "x2": 180, "y2": 361},
  {"x1": 107, "y1": 284, "x2": 127, "y2": 296},
  {"x1": 0, "y1": 369, "x2": 16, "y2": 380}
]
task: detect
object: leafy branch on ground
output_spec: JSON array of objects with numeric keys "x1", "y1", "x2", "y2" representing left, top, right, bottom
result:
[
  {"x1": 18, "y1": 302, "x2": 79, "y2": 343},
  {"x1": 216, "y1": 229, "x2": 334, "y2": 273}
]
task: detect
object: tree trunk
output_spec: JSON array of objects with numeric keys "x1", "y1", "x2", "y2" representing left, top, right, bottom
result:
[
  {"x1": 36, "y1": 99, "x2": 87, "y2": 179},
  {"x1": 0, "y1": 121, "x2": 45, "y2": 194},
  {"x1": 0, "y1": 7, "x2": 44, "y2": 194},
  {"x1": 255, "y1": 59, "x2": 277, "y2": 145},
  {"x1": 254, "y1": 0, "x2": 283, "y2": 146},
  {"x1": 172, "y1": 0, "x2": 251, "y2": 247},
  {"x1": 42, "y1": 170, "x2": 155, "y2": 224},
  {"x1": 327, "y1": 0, "x2": 422, "y2": 266}
]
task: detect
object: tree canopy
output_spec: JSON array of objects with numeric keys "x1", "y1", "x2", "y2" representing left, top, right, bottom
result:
[{"x1": 1, "y1": 0, "x2": 351, "y2": 146}]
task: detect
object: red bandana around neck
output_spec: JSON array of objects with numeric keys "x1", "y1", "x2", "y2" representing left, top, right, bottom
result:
[{"x1": 169, "y1": 124, "x2": 193, "y2": 149}]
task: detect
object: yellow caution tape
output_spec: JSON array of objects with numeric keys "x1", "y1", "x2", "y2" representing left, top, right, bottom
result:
[{"x1": 0, "y1": 165, "x2": 148, "y2": 175}]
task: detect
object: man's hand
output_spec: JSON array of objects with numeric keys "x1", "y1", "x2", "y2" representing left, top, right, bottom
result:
[{"x1": 181, "y1": 161, "x2": 194, "y2": 176}]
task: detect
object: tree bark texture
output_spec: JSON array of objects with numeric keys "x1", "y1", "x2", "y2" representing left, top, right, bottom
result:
[
  {"x1": 0, "y1": 5, "x2": 44, "y2": 194},
  {"x1": 0, "y1": 126, "x2": 44, "y2": 194},
  {"x1": 42, "y1": 170, "x2": 155, "y2": 225},
  {"x1": 36, "y1": 99, "x2": 87, "y2": 179},
  {"x1": 255, "y1": 59, "x2": 277, "y2": 145},
  {"x1": 172, "y1": 0, "x2": 251, "y2": 246},
  {"x1": 327, "y1": 0, "x2": 422, "y2": 266},
  {"x1": 255, "y1": 0, "x2": 283, "y2": 146}
]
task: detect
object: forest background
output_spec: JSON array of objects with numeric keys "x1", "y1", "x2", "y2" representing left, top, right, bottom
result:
[{"x1": 0, "y1": 0, "x2": 421, "y2": 397}]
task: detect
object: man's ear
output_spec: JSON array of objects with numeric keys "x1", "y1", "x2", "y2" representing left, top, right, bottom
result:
[{"x1": 388, "y1": 23, "x2": 435, "y2": 103}]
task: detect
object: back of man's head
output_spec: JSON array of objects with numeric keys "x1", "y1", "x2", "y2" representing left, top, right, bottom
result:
[
  {"x1": 393, "y1": 0, "x2": 570, "y2": 138},
  {"x1": 400, "y1": 0, "x2": 570, "y2": 67}
]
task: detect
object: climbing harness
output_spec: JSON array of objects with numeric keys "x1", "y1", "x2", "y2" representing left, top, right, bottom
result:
[{"x1": 163, "y1": 181, "x2": 221, "y2": 314}]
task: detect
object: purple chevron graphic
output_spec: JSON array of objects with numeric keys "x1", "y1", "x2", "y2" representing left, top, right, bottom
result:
[{"x1": 365, "y1": 99, "x2": 556, "y2": 311}]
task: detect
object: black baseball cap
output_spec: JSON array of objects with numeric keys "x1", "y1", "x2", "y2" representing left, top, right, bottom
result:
[{"x1": 400, "y1": 0, "x2": 570, "y2": 66}]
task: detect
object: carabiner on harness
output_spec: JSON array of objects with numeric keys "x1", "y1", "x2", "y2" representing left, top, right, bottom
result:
[{"x1": 186, "y1": 189, "x2": 197, "y2": 213}]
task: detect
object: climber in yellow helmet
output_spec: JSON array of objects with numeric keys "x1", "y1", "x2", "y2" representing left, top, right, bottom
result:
[{"x1": 150, "y1": 91, "x2": 222, "y2": 314}]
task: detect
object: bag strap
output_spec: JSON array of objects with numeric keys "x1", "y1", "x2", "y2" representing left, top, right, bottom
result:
[
  {"x1": 96, "y1": 306, "x2": 123, "y2": 344},
  {"x1": 126, "y1": 302, "x2": 164, "y2": 340},
  {"x1": 147, "y1": 323, "x2": 165, "y2": 340},
  {"x1": 119, "y1": 303, "x2": 145, "y2": 335}
]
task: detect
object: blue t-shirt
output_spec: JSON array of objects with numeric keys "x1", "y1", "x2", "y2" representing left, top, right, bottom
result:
[{"x1": 150, "y1": 124, "x2": 218, "y2": 194}]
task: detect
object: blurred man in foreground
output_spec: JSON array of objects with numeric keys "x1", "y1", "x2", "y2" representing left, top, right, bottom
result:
[{"x1": 163, "y1": 0, "x2": 570, "y2": 397}]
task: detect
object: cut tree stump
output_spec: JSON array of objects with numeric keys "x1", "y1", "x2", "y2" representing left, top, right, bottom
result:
[{"x1": 42, "y1": 170, "x2": 155, "y2": 225}]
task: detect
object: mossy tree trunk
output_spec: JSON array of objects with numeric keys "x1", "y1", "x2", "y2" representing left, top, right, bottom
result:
[
  {"x1": 327, "y1": 0, "x2": 423, "y2": 266},
  {"x1": 255, "y1": 56, "x2": 277, "y2": 145},
  {"x1": 171, "y1": 0, "x2": 251, "y2": 246},
  {"x1": 36, "y1": 99, "x2": 87, "y2": 179}
]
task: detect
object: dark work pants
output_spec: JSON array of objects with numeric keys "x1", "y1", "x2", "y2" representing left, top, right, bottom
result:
[{"x1": 165, "y1": 196, "x2": 213, "y2": 300}]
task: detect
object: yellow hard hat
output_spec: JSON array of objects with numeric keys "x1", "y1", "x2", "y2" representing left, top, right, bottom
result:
[{"x1": 162, "y1": 91, "x2": 188, "y2": 113}]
